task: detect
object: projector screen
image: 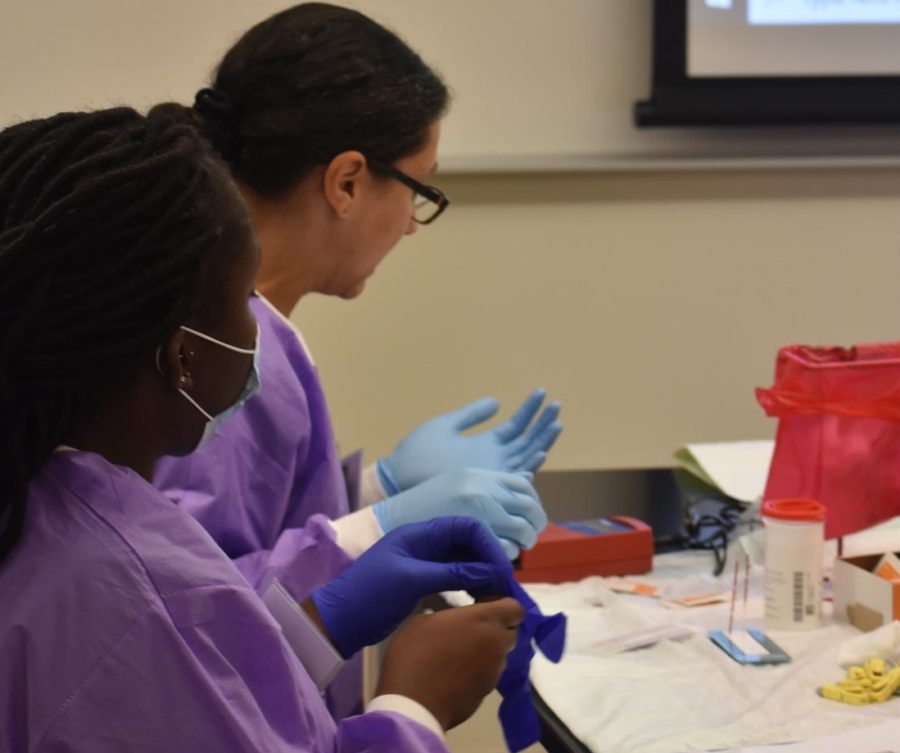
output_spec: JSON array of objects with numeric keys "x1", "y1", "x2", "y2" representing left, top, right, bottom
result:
[
  {"x1": 689, "y1": 0, "x2": 900, "y2": 77},
  {"x1": 635, "y1": 0, "x2": 900, "y2": 126}
]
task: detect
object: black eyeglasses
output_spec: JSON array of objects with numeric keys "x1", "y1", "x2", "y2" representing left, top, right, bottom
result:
[{"x1": 374, "y1": 164, "x2": 450, "y2": 225}]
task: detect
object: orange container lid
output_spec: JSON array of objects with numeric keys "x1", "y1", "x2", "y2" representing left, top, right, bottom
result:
[{"x1": 761, "y1": 498, "x2": 826, "y2": 522}]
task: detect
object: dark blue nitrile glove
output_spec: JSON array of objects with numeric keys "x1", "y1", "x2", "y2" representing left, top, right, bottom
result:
[
  {"x1": 311, "y1": 517, "x2": 513, "y2": 659},
  {"x1": 377, "y1": 389, "x2": 563, "y2": 495},
  {"x1": 373, "y1": 469, "x2": 548, "y2": 560},
  {"x1": 497, "y1": 578, "x2": 567, "y2": 753}
]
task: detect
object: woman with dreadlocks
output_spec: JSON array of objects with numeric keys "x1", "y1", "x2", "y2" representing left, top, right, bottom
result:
[
  {"x1": 152, "y1": 4, "x2": 562, "y2": 577},
  {"x1": 0, "y1": 105, "x2": 523, "y2": 752}
]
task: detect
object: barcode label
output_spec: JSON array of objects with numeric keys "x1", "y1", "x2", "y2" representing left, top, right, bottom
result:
[{"x1": 793, "y1": 571, "x2": 803, "y2": 622}]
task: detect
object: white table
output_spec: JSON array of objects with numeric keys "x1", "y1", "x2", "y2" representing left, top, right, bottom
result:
[{"x1": 526, "y1": 520, "x2": 900, "y2": 753}]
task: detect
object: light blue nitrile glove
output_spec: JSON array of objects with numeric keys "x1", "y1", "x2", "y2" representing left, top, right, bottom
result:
[
  {"x1": 373, "y1": 469, "x2": 548, "y2": 560},
  {"x1": 376, "y1": 388, "x2": 563, "y2": 496},
  {"x1": 311, "y1": 516, "x2": 513, "y2": 658}
]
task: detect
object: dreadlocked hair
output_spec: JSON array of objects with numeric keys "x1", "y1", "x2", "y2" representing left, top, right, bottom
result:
[{"x1": 0, "y1": 104, "x2": 248, "y2": 563}]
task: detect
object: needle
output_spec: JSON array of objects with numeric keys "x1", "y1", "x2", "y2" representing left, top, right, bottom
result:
[
  {"x1": 727, "y1": 555, "x2": 739, "y2": 635},
  {"x1": 742, "y1": 551, "x2": 750, "y2": 612}
]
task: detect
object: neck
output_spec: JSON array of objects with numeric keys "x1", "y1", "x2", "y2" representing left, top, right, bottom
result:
[
  {"x1": 241, "y1": 181, "x2": 335, "y2": 318},
  {"x1": 255, "y1": 244, "x2": 316, "y2": 317},
  {"x1": 66, "y1": 427, "x2": 158, "y2": 481},
  {"x1": 65, "y1": 386, "x2": 163, "y2": 482}
]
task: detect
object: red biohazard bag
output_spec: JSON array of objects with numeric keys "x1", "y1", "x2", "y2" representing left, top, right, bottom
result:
[{"x1": 757, "y1": 342, "x2": 900, "y2": 539}]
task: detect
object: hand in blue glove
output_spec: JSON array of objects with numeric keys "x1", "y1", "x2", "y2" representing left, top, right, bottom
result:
[
  {"x1": 373, "y1": 469, "x2": 548, "y2": 560},
  {"x1": 311, "y1": 516, "x2": 513, "y2": 658},
  {"x1": 377, "y1": 388, "x2": 563, "y2": 496}
]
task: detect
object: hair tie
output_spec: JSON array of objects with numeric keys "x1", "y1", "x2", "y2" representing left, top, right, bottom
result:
[{"x1": 193, "y1": 88, "x2": 241, "y2": 164}]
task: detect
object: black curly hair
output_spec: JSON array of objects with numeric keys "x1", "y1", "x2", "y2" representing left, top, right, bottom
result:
[{"x1": 0, "y1": 104, "x2": 250, "y2": 562}]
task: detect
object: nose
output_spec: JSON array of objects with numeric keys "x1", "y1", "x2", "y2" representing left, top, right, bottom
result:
[{"x1": 405, "y1": 215, "x2": 419, "y2": 236}]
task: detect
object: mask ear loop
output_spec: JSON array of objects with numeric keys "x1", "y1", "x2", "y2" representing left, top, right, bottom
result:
[
  {"x1": 155, "y1": 345, "x2": 214, "y2": 421},
  {"x1": 174, "y1": 385, "x2": 215, "y2": 421},
  {"x1": 181, "y1": 325, "x2": 257, "y2": 354}
]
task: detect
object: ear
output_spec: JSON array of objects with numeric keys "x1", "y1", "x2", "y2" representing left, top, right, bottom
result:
[
  {"x1": 322, "y1": 150, "x2": 367, "y2": 218},
  {"x1": 157, "y1": 329, "x2": 195, "y2": 392}
]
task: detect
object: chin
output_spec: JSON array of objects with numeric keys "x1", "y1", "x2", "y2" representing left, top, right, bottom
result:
[{"x1": 340, "y1": 279, "x2": 367, "y2": 299}]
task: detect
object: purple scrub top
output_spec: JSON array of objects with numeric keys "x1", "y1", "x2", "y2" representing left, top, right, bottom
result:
[
  {"x1": 0, "y1": 451, "x2": 446, "y2": 753},
  {"x1": 153, "y1": 295, "x2": 351, "y2": 559}
]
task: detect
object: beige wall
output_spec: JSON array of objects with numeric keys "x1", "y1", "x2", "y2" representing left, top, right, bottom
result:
[
  {"x1": 2, "y1": 1, "x2": 899, "y2": 470},
  {"x1": 299, "y1": 169, "x2": 900, "y2": 470}
]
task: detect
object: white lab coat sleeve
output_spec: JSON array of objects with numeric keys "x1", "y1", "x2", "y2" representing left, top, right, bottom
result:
[
  {"x1": 329, "y1": 506, "x2": 384, "y2": 558},
  {"x1": 360, "y1": 462, "x2": 388, "y2": 505}
]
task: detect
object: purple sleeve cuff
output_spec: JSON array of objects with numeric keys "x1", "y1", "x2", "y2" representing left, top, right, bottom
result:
[{"x1": 234, "y1": 514, "x2": 353, "y2": 602}]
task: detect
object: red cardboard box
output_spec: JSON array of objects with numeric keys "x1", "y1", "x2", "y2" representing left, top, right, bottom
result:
[{"x1": 516, "y1": 516, "x2": 653, "y2": 584}]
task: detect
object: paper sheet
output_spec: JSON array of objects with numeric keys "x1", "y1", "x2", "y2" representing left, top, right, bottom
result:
[
  {"x1": 674, "y1": 440, "x2": 774, "y2": 502},
  {"x1": 683, "y1": 718, "x2": 900, "y2": 752}
]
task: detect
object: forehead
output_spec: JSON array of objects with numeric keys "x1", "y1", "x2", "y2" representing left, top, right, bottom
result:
[{"x1": 397, "y1": 121, "x2": 441, "y2": 171}]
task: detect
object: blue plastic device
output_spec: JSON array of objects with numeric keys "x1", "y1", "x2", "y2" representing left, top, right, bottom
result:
[{"x1": 708, "y1": 628, "x2": 791, "y2": 665}]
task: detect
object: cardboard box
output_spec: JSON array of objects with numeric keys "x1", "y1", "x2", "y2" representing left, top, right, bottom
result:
[
  {"x1": 874, "y1": 552, "x2": 900, "y2": 583},
  {"x1": 515, "y1": 515, "x2": 653, "y2": 584},
  {"x1": 833, "y1": 551, "x2": 900, "y2": 632}
]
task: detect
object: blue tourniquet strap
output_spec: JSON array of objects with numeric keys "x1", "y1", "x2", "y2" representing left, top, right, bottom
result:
[{"x1": 497, "y1": 577, "x2": 567, "y2": 752}]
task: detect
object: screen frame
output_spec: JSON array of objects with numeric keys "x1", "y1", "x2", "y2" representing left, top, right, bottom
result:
[{"x1": 635, "y1": 0, "x2": 900, "y2": 127}]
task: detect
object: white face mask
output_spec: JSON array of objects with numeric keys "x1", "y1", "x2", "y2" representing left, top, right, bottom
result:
[{"x1": 158, "y1": 324, "x2": 262, "y2": 447}]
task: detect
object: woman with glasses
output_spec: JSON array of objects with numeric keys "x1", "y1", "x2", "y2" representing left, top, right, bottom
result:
[{"x1": 154, "y1": 4, "x2": 562, "y2": 606}]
